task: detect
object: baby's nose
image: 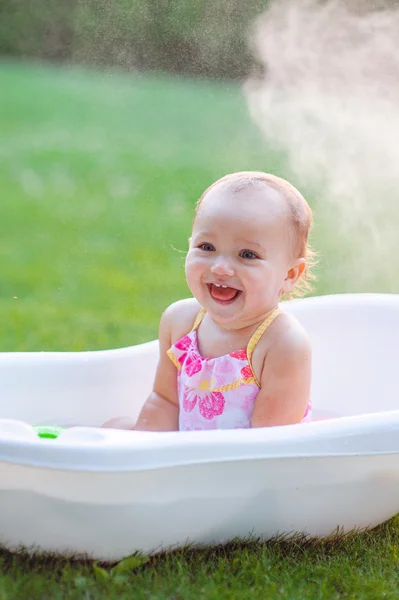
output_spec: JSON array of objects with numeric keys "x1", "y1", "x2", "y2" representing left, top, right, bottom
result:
[{"x1": 210, "y1": 257, "x2": 235, "y2": 276}]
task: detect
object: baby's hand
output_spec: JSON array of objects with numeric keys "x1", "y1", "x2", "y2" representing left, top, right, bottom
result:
[{"x1": 101, "y1": 416, "x2": 136, "y2": 430}]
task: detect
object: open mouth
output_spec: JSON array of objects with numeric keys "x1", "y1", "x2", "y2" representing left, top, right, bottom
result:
[{"x1": 207, "y1": 283, "x2": 241, "y2": 305}]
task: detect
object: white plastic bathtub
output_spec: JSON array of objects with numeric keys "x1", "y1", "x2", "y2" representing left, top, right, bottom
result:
[{"x1": 1, "y1": 293, "x2": 399, "y2": 561}]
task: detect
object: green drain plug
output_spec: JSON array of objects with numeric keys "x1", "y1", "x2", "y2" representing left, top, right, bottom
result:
[{"x1": 33, "y1": 425, "x2": 66, "y2": 439}]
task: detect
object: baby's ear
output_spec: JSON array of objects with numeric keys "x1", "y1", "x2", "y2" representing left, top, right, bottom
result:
[{"x1": 282, "y1": 258, "x2": 306, "y2": 294}]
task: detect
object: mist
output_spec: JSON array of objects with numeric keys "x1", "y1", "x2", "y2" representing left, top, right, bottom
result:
[{"x1": 244, "y1": 0, "x2": 399, "y2": 293}]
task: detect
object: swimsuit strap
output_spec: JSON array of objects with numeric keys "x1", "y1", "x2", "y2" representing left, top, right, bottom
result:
[
  {"x1": 191, "y1": 307, "x2": 207, "y2": 331},
  {"x1": 246, "y1": 308, "x2": 282, "y2": 387},
  {"x1": 190, "y1": 306, "x2": 281, "y2": 387}
]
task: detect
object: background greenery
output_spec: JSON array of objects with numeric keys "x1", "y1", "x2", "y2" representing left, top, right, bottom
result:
[
  {"x1": 0, "y1": 0, "x2": 269, "y2": 79},
  {"x1": 1, "y1": 61, "x2": 328, "y2": 352}
]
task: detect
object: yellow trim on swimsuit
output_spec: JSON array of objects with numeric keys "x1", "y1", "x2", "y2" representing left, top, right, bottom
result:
[
  {"x1": 246, "y1": 308, "x2": 281, "y2": 387},
  {"x1": 190, "y1": 305, "x2": 281, "y2": 388}
]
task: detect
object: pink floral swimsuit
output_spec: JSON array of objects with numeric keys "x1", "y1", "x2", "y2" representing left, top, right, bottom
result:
[{"x1": 167, "y1": 307, "x2": 312, "y2": 431}]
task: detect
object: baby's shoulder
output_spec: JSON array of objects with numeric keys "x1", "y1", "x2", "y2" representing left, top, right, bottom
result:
[
  {"x1": 255, "y1": 310, "x2": 310, "y2": 359},
  {"x1": 250, "y1": 310, "x2": 311, "y2": 385},
  {"x1": 161, "y1": 297, "x2": 202, "y2": 344},
  {"x1": 267, "y1": 310, "x2": 312, "y2": 359}
]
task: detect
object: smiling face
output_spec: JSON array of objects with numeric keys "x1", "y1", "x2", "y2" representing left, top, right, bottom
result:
[{"x1": 185, "y1": 181, "x2": 303, "y2": 329}]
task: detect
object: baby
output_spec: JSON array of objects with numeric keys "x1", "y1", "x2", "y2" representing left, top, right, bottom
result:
[{"x1": 104, "y1": 171, "x2": 315, "y2": 431}]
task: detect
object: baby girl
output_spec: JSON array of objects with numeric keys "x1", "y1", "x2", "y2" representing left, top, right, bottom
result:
[{"x1": 104, "y1": 171, "x2": 315, "y2": 431}]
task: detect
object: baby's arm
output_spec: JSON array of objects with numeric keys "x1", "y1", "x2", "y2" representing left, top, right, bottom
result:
[
  {"x1": 102, "y1": 298, "x2": 200, "y2": 432},
  {"x1": 251, "y1": 321, "x2": 312, "y2": 428},
  {"x1": 133, "y1": 305, "x2": 179, "y2": 431},
  {"x1": 102, "y1": 305, "x2": 179, "y2": 431}
]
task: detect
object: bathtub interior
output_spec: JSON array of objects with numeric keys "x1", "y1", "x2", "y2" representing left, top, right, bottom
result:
[{"x1": 0, "y1": 294, "x2": 398, "y2": 429}]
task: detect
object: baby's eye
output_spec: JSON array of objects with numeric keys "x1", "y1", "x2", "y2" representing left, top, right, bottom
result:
[
  {"x1": 199, "y1": 243, "x2": 215, "y2": 252},
  {"x1": 240, "y1": 250, "x2": 258, "y2": 260}
]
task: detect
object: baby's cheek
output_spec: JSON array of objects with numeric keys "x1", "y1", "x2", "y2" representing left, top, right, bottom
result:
[
  {"x1": 186, "y1": 256, "x2": 205, "y2": 283},
  {"x1": 260, "y1": 266, "x2": 279, "y2": 290},
  {"x1": 184, "y1": 256, "x2": 197, "y2": 279},
  {"x1": 185, "y1": 253, "x2": 199, "y2": 271}
]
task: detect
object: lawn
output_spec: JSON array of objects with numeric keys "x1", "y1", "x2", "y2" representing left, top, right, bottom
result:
[
  {"x1": 0, "y1": 61, "x2": 292, "y2": 352},
  {"x1": 1, "y1": 62, "x2": 398, "y2": 599}
]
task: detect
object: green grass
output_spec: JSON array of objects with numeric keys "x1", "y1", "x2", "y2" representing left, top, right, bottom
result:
[
  {"x1": 0, "y1": 61, "x2": 290, "y2": 352},
  {"x1": 2, "y1": 524, "x2": 399, "y2": 599},
  {"x1": 1, "y1": 62, "x2": 398, "y2": 599}
]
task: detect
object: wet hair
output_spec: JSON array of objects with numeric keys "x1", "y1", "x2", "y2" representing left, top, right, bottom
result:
[{"x1": 194, "y1": 171, "x2": 317, "y2": 297}]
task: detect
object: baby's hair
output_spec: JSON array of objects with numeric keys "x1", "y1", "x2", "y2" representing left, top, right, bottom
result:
[{"x1": 194, "y1": 171, "x2": 317, "y2": 297}]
